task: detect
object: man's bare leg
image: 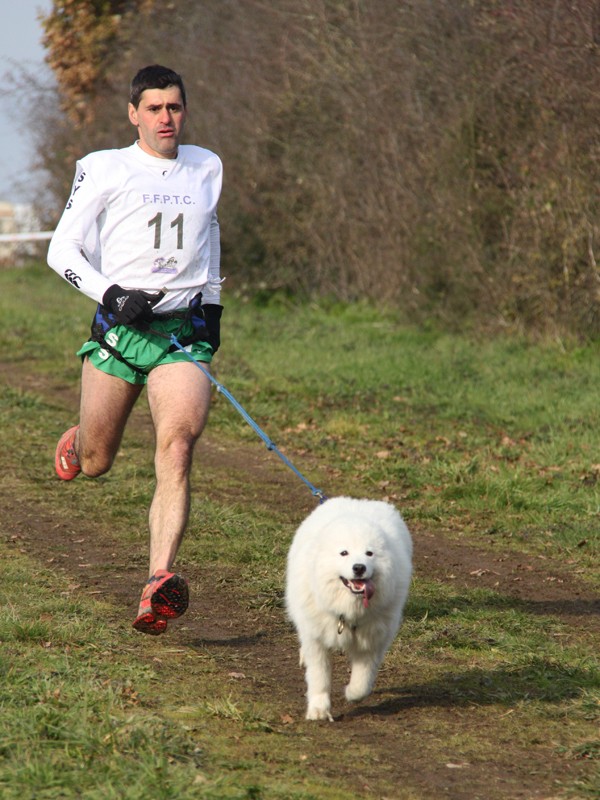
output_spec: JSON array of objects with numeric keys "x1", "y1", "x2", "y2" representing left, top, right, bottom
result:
[
  {"x1": 131, "y1": 360, "x2": 210, "y2": 635},
  {"x1": 60, "y1": 357, "x2": 211, "y2": 635},
  {"x1": 145, "y1": 360, "x2": 211, "y2": 576},
  {"x1": 56, "y1": 358, "x2": 143, "y2": 480},
  {"x1": 77, "y1": 357, "x2": 143, "y2": 476}
]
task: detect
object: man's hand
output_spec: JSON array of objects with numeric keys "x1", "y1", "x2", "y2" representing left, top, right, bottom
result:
[{"x1": 102, "y1": 284, "x2": 158, "y2": 325}]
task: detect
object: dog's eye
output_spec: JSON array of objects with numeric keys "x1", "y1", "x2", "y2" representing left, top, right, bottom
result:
[
  {"x1": 365, "y1": 550, "x2": 373, "y2": 557},
  {"x1": 340, "y1": 550, "x2": 349, "y2": 557}
]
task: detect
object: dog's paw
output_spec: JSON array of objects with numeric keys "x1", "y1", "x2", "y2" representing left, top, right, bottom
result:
[
  {"x1": 306, "y1": 707, "x2": 334, "y2": 722},
  {"x1": 344, "y1": 683, "x2": 371, "y2": 703},
  {"x1": 306, "y1": 694, "x2": 333, "y2": 721}
]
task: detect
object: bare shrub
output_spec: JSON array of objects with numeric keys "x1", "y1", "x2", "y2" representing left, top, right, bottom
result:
[{"x1": 38, "y1": 0, "x2": 600, "y2": 338}]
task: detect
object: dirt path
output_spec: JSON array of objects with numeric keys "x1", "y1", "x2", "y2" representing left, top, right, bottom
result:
[{"x1": 3, "y1": 367, "x2": 599, "y2": 799}]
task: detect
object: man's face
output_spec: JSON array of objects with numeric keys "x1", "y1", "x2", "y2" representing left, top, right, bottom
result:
[{"x1": 128, "y1": 86, "x2": 186, "y2": 159}]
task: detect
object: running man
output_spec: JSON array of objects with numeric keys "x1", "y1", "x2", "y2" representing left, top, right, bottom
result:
[{"x1": 47, "y1": 64, "x2": 223, "y2": 635}]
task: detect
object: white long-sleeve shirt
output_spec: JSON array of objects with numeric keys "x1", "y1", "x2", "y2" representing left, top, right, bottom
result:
[{"x1": 48, "y1": 142, "x2": 223, "y2": 312}]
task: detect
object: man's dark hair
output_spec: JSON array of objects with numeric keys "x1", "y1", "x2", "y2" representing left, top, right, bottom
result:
[{"x1": 130, "y1": 65, "x2": 187, "y2": 109}]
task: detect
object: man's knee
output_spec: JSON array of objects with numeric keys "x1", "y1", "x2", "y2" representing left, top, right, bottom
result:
[
  {"x1": 80, "y1": 458, "x2": 112, "y2": 478},
  {"x1": 156, "y1": 434, "x2": 197, "y2": 474},
  {"x1": 79, "y1": 445, "x2": 116, "y2": 477}
]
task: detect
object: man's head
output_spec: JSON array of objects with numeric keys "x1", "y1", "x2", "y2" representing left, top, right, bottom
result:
[
  {"x1": 129, "y1": 65, "x2": 187, "y2": 110},
  {"x1": 128, "y1": 65, "x2": 187, "y2": 160}
]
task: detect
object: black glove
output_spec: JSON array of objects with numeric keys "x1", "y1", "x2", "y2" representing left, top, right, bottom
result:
[
  {"x1": 102, "y1": 284, "x2": 157, "y2": 325},
  {"x1": 202, "y1": 304, "x2": 223, "y2": 353}
]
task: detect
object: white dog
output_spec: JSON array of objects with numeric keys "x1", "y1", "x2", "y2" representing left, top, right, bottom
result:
[{"x1": 285, "y1": 496, "x2": 413, "y2": 721}]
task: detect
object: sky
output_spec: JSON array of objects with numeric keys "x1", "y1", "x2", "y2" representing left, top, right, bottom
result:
[{"x1": 0, "y1": 0, "x2": 52, "y2": 203}]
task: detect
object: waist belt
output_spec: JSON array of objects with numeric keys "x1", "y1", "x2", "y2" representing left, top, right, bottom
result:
[
  {"x1": 150, "y1": 308, "x2": 189, "y2": 321},
  {"x1": 89, "y1": 291, "x2": 207, "y2": 374}
]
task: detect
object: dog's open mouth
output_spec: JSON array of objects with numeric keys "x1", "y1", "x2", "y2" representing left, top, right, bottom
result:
[{"x1": 341, "y1": 577, "x2": 375, "y2": 608}]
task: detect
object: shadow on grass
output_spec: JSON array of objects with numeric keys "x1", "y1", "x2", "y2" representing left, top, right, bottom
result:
[
  {"x1": 519, "y1": 598, "x2": 600, "y2": 619},
  {"x1": 345, "y1": 658, "x2": 600, "y2": 718},
  {"x1": 406, "y1": 592, "x2": 600, "y2": 623}
]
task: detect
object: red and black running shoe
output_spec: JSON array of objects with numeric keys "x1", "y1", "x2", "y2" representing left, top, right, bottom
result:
[
  {"x1": 132, "y1": 570, "x2": 189, "y2": 635},
  {"x1": 55, "y1": 425, "x2": 81, "y2": 481}
]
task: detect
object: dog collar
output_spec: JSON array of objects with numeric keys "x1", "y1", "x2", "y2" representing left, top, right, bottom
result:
[{"x1": 337, "y1": 615, "x2": 358, "y2": 634}]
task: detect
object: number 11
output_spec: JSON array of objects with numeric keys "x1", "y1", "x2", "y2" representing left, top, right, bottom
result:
[{"x1": 148, "y1": 212, "x2": 184, "y2": 249}]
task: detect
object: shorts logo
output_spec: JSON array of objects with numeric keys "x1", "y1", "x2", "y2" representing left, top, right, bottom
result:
[
  {"x1": 106, "y1": 331, "x2": 119, "y2": 347},
  {"x1": 98, "y1": 331, "x2": 119, "y2": 361},
  {"x1": 64, "y1": 269, "x2": 81, "y2": 288}
]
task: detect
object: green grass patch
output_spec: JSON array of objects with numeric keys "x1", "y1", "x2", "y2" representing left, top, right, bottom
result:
[
  {"x1": 0, "y1": 549, "x2": 365, "y2": 800},
  {"x1": 0, "y1": 263, "x2": 599, "y2": 797},
  {"x1": 3, "y1": 263, "x2": 600, "y2": 575}
]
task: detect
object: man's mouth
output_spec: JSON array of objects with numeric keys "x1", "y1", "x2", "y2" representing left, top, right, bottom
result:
[{"x1": 340, "y1": 577, "x2": 375, "y2": 608}]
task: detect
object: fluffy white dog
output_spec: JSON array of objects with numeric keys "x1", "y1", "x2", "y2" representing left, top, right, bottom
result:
[{"x1": 285, "y1": 496, "x2": 413, "y2": 721}]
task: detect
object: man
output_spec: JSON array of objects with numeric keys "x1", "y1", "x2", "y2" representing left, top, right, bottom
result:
[{"x1": 47, "y1": 64, "x2": 223, "y2": 635}]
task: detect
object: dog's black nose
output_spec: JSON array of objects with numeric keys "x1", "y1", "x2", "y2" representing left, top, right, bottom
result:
[{"x1": 352, "y1": 563, "x2": 366, "y2": 577}]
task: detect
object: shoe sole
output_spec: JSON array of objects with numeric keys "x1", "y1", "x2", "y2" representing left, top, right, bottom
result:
[
  {"x1": 132, "y1": 612, "x2": 168, "y2": 635},
  {"x1": 150, "y1": 574, "x2": 189, "y2": 619}
]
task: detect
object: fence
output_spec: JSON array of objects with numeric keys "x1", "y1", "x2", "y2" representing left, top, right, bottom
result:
[
  {"x1": 0, "y1": 232, "x2": 53, "y2": 242},
  {"x1": 0, "y1": 231, "x2": 54, "y2": 264}
]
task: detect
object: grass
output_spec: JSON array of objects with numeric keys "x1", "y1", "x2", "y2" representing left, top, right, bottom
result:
[
  {"x1": 0, "y1": 263, "x2": 599, "y2": 798},
  {"x1": 0, "y1": 554, "x2": 201, "y2": 800},
  {"x1": 4, "y1": 263, "x2": 600, "y2": 571},
  {"x1": 0, "y1": 548, "x2": 353, "y2": 800},
  {"x1": 206, "y1": 295, "x2": 600, "y2": 563}
]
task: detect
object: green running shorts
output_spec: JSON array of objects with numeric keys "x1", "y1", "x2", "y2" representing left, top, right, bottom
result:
[{"x1": 77, "y1": 316, "x2": 213, "y2": 385}]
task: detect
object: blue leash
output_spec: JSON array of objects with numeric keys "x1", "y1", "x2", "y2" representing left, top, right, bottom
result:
[{"x1": 170, "y1": 334, "x2": 327, "y2": 503}]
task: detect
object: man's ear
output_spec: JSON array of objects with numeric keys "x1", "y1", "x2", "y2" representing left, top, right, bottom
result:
[{"x1": 128, "y1": 103, "x2": 138, "y2": 127}]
